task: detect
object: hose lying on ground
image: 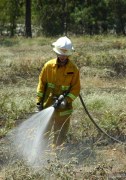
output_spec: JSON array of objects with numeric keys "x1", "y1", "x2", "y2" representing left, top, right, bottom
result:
[{"x1": 79, "y1": 94, "x2": 126, "y2": 145}]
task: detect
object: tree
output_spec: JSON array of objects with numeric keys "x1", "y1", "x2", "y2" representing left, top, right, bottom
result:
[
  {"x1": 0, "y1": 0, "x2": 20, "y2": 36},
  {"x1": 108, "y1": 0, "x2": 126, "y2": 35},
  {"x1": 25, "y1": 0, "x2": 32, "y2": 37},
  {"x1": 35, "y1": 0, "x2": 64, "y2": 36}
]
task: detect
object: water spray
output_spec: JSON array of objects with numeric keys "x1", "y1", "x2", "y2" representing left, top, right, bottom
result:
[{"x1": 7, "y1": 94, "x2": 67, "y2": 169}]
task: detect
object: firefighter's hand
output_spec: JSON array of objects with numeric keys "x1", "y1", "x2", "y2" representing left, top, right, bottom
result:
[
  {"x1": 36, "y1": 103, "x2": 43, "y2": 111},
  {"x1": 60, "y1": 99, "x2": 67, "y2": 109}
]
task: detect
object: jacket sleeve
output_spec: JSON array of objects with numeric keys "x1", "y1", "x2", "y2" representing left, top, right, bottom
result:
[
  {"x1": 66, "y1": 68, "x2": 81, "y2": 103},
  {"x1": 36, "y1": 65, "x2": 47, "y2": 103}
]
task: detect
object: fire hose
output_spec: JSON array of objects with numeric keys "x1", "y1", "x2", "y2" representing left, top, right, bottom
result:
[
  {"x1": 79, "y1": 94, "x2": 125, "y2": 145},
  {"x1": 52, "y1": 93, "x2": 125, "y2": 144}
]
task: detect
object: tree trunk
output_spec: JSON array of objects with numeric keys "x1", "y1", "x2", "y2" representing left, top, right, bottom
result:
[
  {"x1": 10, "y1": 19, "x2": 16, "y2": 37},
  {"x1": 25, "y1": 0, "x2": 32, "y2": 37}
]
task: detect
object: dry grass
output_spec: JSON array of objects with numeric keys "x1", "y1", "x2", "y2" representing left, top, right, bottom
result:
[{"x1": 0, "y1": 35, "x2": 126, "y2": 179}]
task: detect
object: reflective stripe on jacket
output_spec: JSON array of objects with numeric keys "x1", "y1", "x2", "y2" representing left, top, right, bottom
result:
[{"x1": 36, "y1": 58, "x2": 80, "y2": 116}]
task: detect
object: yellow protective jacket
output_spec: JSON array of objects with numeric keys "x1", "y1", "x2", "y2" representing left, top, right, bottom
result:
[{"x1": 36, "y1": 58, "x2": 80, "y2": 116}]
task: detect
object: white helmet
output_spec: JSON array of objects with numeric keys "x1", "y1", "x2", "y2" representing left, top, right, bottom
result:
[{"x1": 52, "y1": 36, "x2": 74, "y2": 56}]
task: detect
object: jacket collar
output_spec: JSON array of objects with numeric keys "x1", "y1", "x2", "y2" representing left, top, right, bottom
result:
[{"x1": 57, "y1": 58, "x2": 68, "y2": 67}]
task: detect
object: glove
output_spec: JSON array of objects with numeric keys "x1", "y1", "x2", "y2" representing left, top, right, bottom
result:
[
  {"x1": 36, "y1": 102, "x2": 43, "y2": 111},
  {"x1": 59, "y1": 99, "x2": 67, "y2": 109}
]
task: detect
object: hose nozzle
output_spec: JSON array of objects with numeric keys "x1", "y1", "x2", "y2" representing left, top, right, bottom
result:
[{"x1": 53, "y1": 95, "x2": 64, "y2": 109}]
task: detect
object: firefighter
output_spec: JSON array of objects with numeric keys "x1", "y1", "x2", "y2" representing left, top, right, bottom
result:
[{"x1": 36, "y1": 36, "x2": 80, "y2": 147}]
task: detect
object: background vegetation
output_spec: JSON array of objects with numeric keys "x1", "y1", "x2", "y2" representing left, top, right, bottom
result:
[
  {"x1": 0, "y1": 35, "x2": 126, "y2": 179},
  {"x1": 0, "y1": 0, "x2": 126, "y2": 36}
]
